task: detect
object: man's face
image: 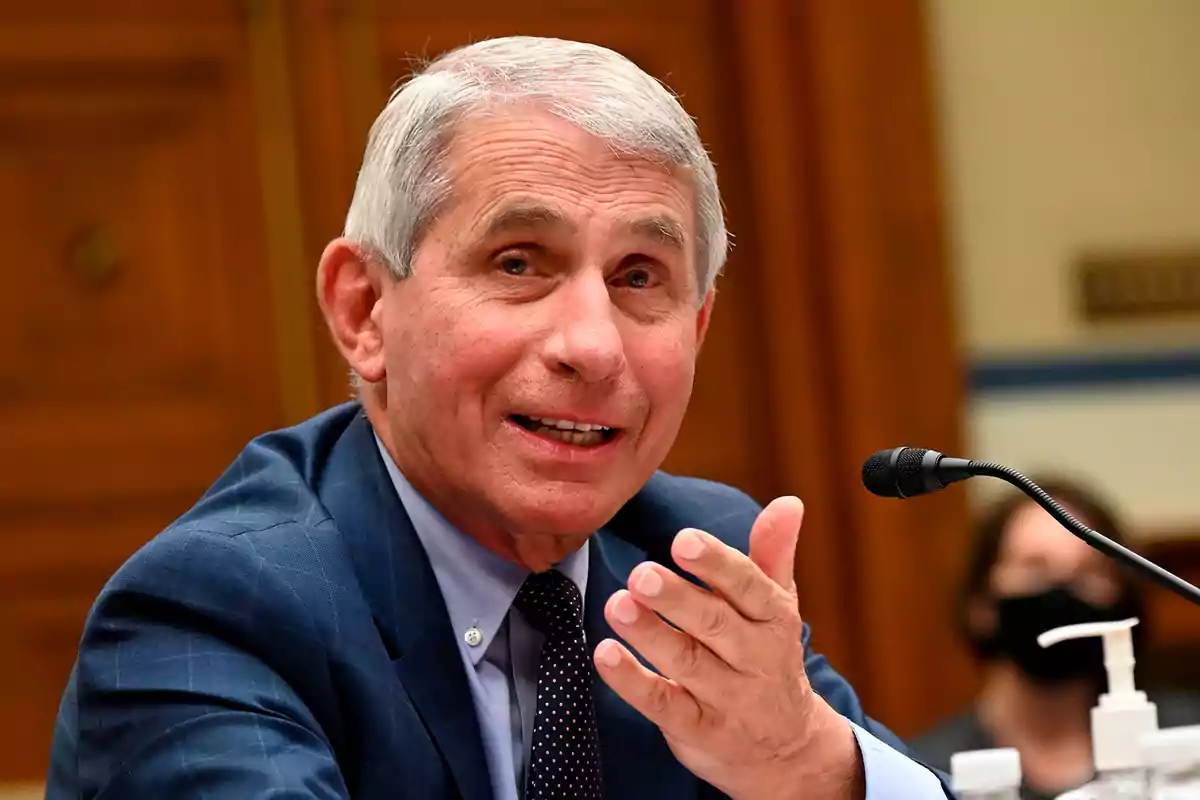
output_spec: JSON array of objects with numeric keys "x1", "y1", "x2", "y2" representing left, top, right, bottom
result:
[{"x1": 375, "y1": 107, "x2": 712, "y2": 560}]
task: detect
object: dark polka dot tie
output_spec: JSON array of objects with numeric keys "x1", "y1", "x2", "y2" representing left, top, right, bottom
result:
[{"x1": 514, "y1": 569, "x2": 603, "y2": 800}]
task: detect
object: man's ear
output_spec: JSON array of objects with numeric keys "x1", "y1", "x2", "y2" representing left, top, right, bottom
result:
[
  {"x1": 316, "y1": 238, "x2": 387, "y2": 383},
  {"x1": 695, "y1": 288, "x2": 717, "y2": 350}
]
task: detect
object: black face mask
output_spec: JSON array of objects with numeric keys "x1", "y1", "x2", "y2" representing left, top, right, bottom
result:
[{"x1": 978, "y1": 586, "x2": 1130, "y2": 685}]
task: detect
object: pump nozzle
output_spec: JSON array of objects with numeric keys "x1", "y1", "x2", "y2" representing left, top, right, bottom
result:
[
  {"x1": 1037, "y1": 618, "x2": 1158, "y2": 772},
  {"x1": 1037, "y1": 618, "x2": 1139, "y2": 696}
]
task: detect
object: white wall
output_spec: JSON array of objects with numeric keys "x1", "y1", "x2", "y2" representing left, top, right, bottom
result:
[
  {"x1": 971, "y1": 387, "x2": 1200, "y2": 535},
  {"x1": 925, "y1": 0, "x2": 1200, "y2": 535},
  {"x1": 927, "y1": 0, "x2": 1200, "y2": 356}
]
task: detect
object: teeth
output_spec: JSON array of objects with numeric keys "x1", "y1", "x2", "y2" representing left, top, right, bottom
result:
[
  {"x1": 517, "y1": 416, "x2": 615, "y2": 447},
  {"x1": 531, "y1": 416, "x2": 610, "y2": 433},
  {"x1": 543, "y1": 428, "x2": 604, "y2": 446}
]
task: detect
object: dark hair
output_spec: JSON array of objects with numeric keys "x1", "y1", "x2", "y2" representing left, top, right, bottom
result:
[{"x1": 956, "y1": 475, "x2": 1147, "y2": 652}]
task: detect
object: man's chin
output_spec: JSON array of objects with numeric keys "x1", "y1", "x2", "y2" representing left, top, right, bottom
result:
[{"x1": 498, "y1": 488, "x2": 627, "y2": 541}]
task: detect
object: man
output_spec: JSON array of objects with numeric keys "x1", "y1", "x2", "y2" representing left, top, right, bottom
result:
[{"x1": 48, "y1": 37, "x2": 951, "y2": 799}]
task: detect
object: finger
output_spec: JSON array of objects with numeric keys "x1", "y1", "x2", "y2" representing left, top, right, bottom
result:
[
  {"x1": 593, "y1": 637, "x2": 702, "y2": 738},
  {"x1": 668, "y1": 529, "x2": 787, "y2": 622},
  {"x1": 625, "y1": 563, "x2": 764, "y2": 669},
  {"x1": 604, "y1": 588, "x2": 735, "y2": 694},
  {"x1": 748, "y1": 496, "x2": 804, "y2": 592}
]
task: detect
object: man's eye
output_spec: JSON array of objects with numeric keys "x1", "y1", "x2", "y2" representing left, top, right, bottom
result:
[
  {"x1": 499, "y1": 255, "x2": 528, "y2": 276},
  {"x1": 617, "y1": 267, "x2": 653, "y2": 289}
]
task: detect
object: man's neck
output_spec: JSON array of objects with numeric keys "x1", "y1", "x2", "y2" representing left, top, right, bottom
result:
[{"x1": 365, "y1": 400, "x2": 590, "y2": 571}]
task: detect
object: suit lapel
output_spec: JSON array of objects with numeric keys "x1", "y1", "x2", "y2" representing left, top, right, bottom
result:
[
  {"x1": 587, "y1": 530, "x2": 707, "y2": 799},
  {"x1": 319, "y1": 412, "x2": 492, "y2": 800}
]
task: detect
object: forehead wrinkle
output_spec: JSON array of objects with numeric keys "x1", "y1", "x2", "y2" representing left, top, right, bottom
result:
[
  {"x1": 477, "y1": 200, "x2": 577, "y2": 240},
  {"x1": 439, "y1": 115, "x2": 698, "y2": 261}
]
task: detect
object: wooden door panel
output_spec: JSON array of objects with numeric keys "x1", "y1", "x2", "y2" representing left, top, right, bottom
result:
[{"x1": 0, "y1": 4, "x2": 281, "y2": 779}]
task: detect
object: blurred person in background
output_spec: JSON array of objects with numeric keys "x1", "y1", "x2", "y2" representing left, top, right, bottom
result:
[{"x1": 909, "y1": 476, "x2": 1200, "y2": 799}]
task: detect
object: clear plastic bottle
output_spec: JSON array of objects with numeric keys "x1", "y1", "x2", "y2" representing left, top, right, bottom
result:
[
  {"x1": 1042, "y1": 619, "x2": 1157, "y2": 800},
  {"x1": 951, "y1": 748, "x2": 1022, "y2": 800},
  {"x1": 1143, "y1": 725, "x2": 1200, "y2": 799},
  {"x1": 1053, "y1": 770, "x2": 1146, "y2": 800}
]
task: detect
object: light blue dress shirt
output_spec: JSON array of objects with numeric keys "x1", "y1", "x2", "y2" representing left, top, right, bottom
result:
[{"x1": 376, "y1": 440, "x2": 945, "y2": 799}]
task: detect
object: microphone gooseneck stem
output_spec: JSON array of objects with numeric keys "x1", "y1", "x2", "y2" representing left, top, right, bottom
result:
[{"x1": 969, "y1": 461, "x2": 1200, "y2": 608}]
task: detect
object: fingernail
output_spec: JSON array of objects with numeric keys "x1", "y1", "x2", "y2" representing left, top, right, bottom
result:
[
  {"x1": 635, "y1": 568, "x2": 663, "y2": 597},
  {"x1": 675, "y1": 529, "x2": 706, "y2": 560},
  {"x1": 613, "y1": 592, "x2": 641, "y2": 624},
  {"x1": 596, "y1": 640, "x2": 621, "y2": 667}
]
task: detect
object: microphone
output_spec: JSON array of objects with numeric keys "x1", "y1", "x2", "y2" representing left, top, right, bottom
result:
[
  {"x1": 860, "y1": 446, "x2": 974, "y2": 498},
  {"x1": 861, "y1": 446, "x2": 1200, "y2": 608}
]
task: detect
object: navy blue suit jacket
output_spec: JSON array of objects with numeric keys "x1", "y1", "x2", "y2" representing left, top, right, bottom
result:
[{"x1": 48, "y1": 403, "x2": 938, "y2": 798}]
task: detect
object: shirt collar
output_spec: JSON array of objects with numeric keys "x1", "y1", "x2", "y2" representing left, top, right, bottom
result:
[{"x1": 374, "y1": 435, "x2": 589, "y2": 665}]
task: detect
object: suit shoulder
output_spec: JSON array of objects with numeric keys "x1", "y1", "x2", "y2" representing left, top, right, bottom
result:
[
  {"x1": 104, "y1": 518, "x2": 338, "y2": 615},
  {"x1": 83, "y1": 405, "x2": 371, "y2": 660},
  {"x1": 95, "y1": 504, "x2": 363, "y2": 671},
  {"x1": 174, "y1": 402, "x2": 360, "y2": 535},
  {"x1": 103, "y1": 401, "x2": 367, "y2": 600}
]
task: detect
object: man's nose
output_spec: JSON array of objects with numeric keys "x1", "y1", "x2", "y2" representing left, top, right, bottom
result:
[{"x1": 542, "y1": 274, "x2": 626, "y2": 383}]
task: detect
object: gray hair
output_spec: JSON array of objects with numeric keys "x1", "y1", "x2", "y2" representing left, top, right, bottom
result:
[{"x1": 343, "y1": 36, "x2": 728, "y2": 299}]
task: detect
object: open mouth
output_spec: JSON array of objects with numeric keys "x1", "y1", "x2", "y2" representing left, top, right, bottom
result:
[{"x1": 510, "y1": 415, "x2": 619, "y2": 447}]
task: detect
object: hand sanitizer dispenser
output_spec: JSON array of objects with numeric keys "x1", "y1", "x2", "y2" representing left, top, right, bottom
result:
[
  {"x1": 1040, "y1": 618, "x2": 1158, "y2": 799},
  {"x1": 1141, "y1": 725, "x2": 1200, "y2": 798},
  {"x1": 951, "y1": 748, "x2": 1022, "y2": 800}
]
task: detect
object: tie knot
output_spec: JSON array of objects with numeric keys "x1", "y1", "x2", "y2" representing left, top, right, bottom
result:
[{"x1": 514, "y1": 569, "x2": 583, "y2": 638}]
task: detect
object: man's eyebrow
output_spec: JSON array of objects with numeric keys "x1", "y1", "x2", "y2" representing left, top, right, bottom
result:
[
  {"x1": 478, "y1": 203, "x2": 687, "y2": 253},
  {"x1": 624, "y1": 214, "x2": 687, "y2": 252},
  {"x1": 480, "y1": 202, "x2": 576, "y2": 239}
]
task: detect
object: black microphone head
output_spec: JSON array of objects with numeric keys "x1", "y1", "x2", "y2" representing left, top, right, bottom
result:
[
  {"x1": 861, "y1": 449, "x2": 898, "y2": 496},
  {"x1": 861, "y1": 444, "x2": 984, "y2": 499},
  {"x1": 861, "y1": 447, "x2": 929, "y2": 498}
]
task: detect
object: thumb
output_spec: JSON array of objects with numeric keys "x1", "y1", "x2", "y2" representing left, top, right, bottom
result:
[{"x1": 749, "y1": 495, "x2": 804, "y2": 591}]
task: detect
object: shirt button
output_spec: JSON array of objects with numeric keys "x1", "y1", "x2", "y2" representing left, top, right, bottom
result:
[{"x1": 464, "y1": 626, "x2": 483, "y2": 647}]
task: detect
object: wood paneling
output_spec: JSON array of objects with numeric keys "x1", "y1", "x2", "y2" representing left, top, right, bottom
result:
[
  {"x1": 245, "y1": 0, "x2": 321, "y2": 424},
  {"x1": 282, "y1": 0, "x2": 384, "y2": 409},
  {"x1": 0, "y1": 1, "x2": 284, "y2": 779}
]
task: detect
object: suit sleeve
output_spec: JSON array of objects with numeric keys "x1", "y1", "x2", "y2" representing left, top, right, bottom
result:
[
  {"x1": 802, "y1": 625, "x2": 953, "y2": 797},
  {"x1": 47, "y1": 526, "x2": 350, "y2": 799}
]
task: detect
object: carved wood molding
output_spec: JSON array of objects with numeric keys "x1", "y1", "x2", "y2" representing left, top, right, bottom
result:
[{"x1": 245, "y1": 0, "x2": 320, "y2": 424}]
